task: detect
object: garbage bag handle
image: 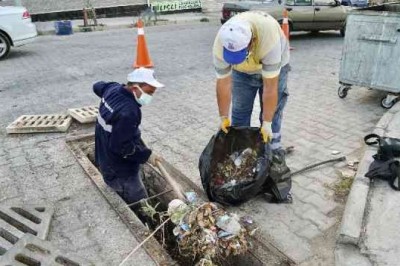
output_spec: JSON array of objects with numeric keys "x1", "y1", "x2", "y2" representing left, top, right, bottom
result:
[{"x1": 364, "y1": 133, "x2": 381, "y2": 146}]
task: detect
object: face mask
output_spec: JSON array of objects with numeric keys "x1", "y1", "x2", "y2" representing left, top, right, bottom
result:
[{"x1": 134, "y1": 86, "x2": 153, "y2": 106}]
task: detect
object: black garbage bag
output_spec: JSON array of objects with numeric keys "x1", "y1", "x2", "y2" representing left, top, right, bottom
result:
[
  {"x1": 262, "y1": 149, "x2": 292, "y2": 202},
  {"x1": 365, "y1": 158, "x2": 400, "y2": 191},
  {"x1": 199, "y1": 127, "x2": 270, "y2": 205}
]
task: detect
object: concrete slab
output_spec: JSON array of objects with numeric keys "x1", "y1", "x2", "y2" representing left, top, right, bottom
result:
[
  {"x1": 0, "y1": 205, "x2": 54, "y2": 257},
  {"x1": 68, "y1": 106, "x2": 98, "y2": 124},
  {"x1": 6, "y1": 114, "x2": 72, "y2": 134},
  {"x1": 0, "y1": 234, "x2": 93, "y2": 266},
  {"x1": 0, "y1": 205, "x2": 54, "y2": 240}
]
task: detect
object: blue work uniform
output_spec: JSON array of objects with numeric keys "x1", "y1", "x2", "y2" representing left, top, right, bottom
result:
[{"x1": 93, "y1": 81, "x2": 151, "y2": 204}]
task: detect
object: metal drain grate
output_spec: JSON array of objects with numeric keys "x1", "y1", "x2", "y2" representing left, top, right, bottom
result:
[
  {"x1": 0, "y1": 205, "x2": 53, "y2": 256},
  {"x1": 6, "y1": 114, "x2": 72, "y2": 134},
  {"x1": 0, "y1": 234, "x2": 93, "y2": 266},
  {"x1": 68, "y1": 106, "x2": 99, "y2": 124}
]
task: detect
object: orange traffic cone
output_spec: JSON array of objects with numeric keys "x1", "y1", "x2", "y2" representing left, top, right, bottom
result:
[
  {"x1": 133, "y1": 19, "x2": 154, "y2": 69},
  {"x1": 281, "y1": 9, "x2": 290, "y2": 40},
  {"x1": 281, "y1": 9, "x2": 294, "y2": 50}
]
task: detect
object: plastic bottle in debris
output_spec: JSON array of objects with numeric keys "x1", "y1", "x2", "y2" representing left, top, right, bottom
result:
[{"x1": 231, "y1": 148, "x2": 253, "y2": 168}]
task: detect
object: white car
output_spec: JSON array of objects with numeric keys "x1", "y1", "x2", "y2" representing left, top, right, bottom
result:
[{"x1": 0, "y1": 6, "x2": 37, "y2": 59}]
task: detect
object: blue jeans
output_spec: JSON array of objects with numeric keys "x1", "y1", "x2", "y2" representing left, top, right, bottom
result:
[{"x1": 232, "y1": 64, "x2": 290, "y2": 151}]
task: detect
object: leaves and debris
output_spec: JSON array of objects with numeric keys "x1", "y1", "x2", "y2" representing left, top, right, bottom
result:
[
  {"x1": 168, "y1": 195, "x2": 256, "y2": 264},
  {"x1": 340, "y1": 169, "x2": 356, "y2": 179},
  {"x1": 211, "y1": 148, "x2": 259, "y2": 188},
  {"x1": 347, "y1": 159, "x2": 360, "y2": 171},
  {"x1": 327, "y1": 169, "x2": 356, "y2": 202},
  {"x1": 141, "y1": 201, "x2": 160, "y2": 221}
]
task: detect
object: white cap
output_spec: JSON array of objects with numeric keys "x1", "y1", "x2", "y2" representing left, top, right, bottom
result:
[
  {"x1": 219, "y1": 18, "x2": 252, "y2": 52},
  {"x1": 127, "y1": 67, "x2": 164, "y2": 88}
]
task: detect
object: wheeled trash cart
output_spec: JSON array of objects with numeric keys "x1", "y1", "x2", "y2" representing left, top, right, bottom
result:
[{"x1": 338, "y1": 3, "x2": 400, "y2": 109}]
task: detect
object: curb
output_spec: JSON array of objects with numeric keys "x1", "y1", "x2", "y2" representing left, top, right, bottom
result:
[
  {"x1": 37, "y1": 17, "x2": 219, "y2": 35},
  {"x1": 337, "y1": 147, "x2": 375, "y2": 245},
  {"x1": 336, "y1": 102, "x2": 400, "y2": 265}
]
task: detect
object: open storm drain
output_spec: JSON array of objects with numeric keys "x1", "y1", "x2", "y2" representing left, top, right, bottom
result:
[{"x1": 66, "y1": 133, "x2": 291, "y2": 266}]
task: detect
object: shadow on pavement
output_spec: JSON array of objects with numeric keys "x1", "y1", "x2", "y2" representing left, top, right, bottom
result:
[
  {"x1": 291, "y1": 31, "x2": 343, "y2": 40},
  {"x1": 5, "y1": 50, "x2": 37, "y2": 60}
]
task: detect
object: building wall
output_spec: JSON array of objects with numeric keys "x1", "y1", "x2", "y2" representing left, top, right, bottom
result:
[
  {"x1": 0, "y1": 0, "x2": 238, "y2": 14},
  {"x1": 201, "y1": 0, "x2": 230, "y2": 12},
  {"x1": 0, "y1": 0, "x2": 146, "y2": 14}
]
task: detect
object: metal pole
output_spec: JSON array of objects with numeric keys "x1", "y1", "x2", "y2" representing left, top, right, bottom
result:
[
  {"x1": 126, "y1": 189, "x2": 173, "y2": 207},
  {"x1": 292, "y1": 156, "x2": 346, "y2": 177},
  {"x1": 83, "y1": 8, "x2": 88, "y2": 27}
]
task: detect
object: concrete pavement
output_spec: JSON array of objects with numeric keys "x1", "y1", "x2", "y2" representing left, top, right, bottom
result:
[{"x1": 0, "y1": 24, "x2": 387, "y2": 264}]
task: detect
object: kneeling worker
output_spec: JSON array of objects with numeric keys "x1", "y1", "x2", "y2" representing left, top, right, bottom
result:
[{"x1": 93, "y1": 67, "x2": 164, "y2": 204}]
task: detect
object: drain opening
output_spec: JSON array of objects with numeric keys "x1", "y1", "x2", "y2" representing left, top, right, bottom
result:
[
  {"x1": 0, "y1": 246, "x2": 7, "y2": 256},
  {"x1": 55, "y1": 256, "x2": 80, "y2": 266},
  {"x1": 0, "y1": 211, "x2": 37, "y2": 236},
  {"x1": 0, "y1": 228, "x2": 18, "y2": 244},
  {"x1": 11, "y1": 208, "x2": 42, "y2": 224},
  {"x1": 83, "y1": 143, "x2": 200, "y2": 265},
  {"x1": 25, "y1": 244, "x2": 50, "y2": 255},
  {"x1": 34, "y1": 208, "x2": 45, "y2": 213},
  {"x1": 15, "y1": 254, "x2": 41, "y2": 266},
  {"x1": 69, "y1": 136, "x2": 291, "y2": 266}
]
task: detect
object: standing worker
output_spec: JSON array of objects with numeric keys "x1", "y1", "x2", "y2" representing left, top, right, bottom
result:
[
  {"x1": 213, "y1": 11, "x2": 292, "y2": 202},
  {"x1": 93, "y1": 67, "x2": 164, "y2": 205}
]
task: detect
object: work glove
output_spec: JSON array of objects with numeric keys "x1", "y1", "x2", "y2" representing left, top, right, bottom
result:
[
  {"x1": 261, "y1": 121, "x2": 273, "y2": 143},
  {"x1": 148, "y1": 152, "x2": 161, "y2": 166},
  {"x1": 220, "y1": 116, "x2": 231, "y2": 134}
]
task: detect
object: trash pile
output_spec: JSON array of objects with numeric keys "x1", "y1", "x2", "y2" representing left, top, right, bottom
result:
[
  {"x1": 212, "y1": 148, "x2": 259, "y2": 188},
  {"x1": 167, "y1": 193, "x2": 256, "y2": 265}
]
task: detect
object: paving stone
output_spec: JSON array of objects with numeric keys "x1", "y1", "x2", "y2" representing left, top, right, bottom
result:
[
  {"x1": 6, "y1": 148, "x2": 24, "y2": 159},
  {"x1": 68, "y1": 106, "x2": 99, "y2": 124},
  {"x1": 303, "y1": 193, "x2": 337, "y2": 215},
  {"x1": 302, "y1": 208, "x2": 337, "y2": 232},
  {"x1": 0, "y1": 234, "x2": 93, "y2": 266},
  {"x1": 6, "y1": 114, "x2": 72, "y2": 134},
  {"x1": 295, "y1": 224, "x2": 322, "y2": 240},
  {"x1": 293, "y1": 175, "x2": 314, "y2": 188},
  {"x1": 0, "y1": 176, "x2": 13, "y2": 188},
  {"x1": 266, "y1": 222, "x2": 312, "y2": 263},
  {"x1": 291, "y1": 184, "x2": 312, "y2": 200},
  {"x1": 7, "y1": 156, "x2": 28, "y2": 168},
  {"x1": 0, "y1": 184, "x2": 20, "y2": 202}
]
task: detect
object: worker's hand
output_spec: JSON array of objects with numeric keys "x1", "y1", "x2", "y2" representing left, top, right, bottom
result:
[
  {"x1": 220, "y1": 116, "x2": 231, "y2": 134},
  {"x1": 148, "y1": 152, "x2": 161, "y2": 166},
  {"x1": 261, "y1": 121, "x2": 273, "y2": 143}
]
